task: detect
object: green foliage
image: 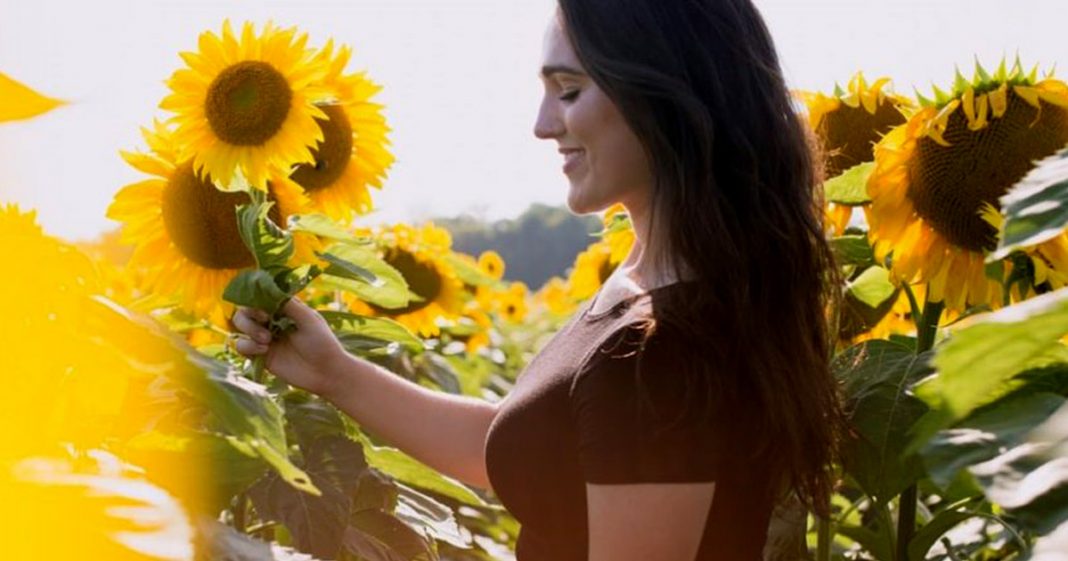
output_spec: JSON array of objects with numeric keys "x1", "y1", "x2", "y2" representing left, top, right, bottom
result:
[
  {"x1": 993, "y1": 147, "x2": 1068, "y2": 260},
  {"x1": 824, "y1": 162, "x2": 874, "y2": 206},
  {"x1": 835, "y1": 341, "x2": 933, "y2": 504},
  {"x1": 317, "y1": 242, "x2": 413, "y2": 310}
]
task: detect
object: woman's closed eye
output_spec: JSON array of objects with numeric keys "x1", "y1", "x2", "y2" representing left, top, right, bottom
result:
[{"x1": 559, "y1": 89, "x2": 581, "y2": 102}]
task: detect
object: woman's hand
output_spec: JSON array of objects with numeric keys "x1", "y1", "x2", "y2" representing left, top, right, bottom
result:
[{"x1": 231, "y1": 298, "x2": 350, "y2": 398}]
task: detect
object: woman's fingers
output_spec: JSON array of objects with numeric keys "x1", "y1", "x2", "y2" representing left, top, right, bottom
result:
[
  {"x1": 234, "y1": 335, "x2": 268, "y2": 357},
  {"x1": 232, "y1": 308, "x2": 272, "y2": 343}
]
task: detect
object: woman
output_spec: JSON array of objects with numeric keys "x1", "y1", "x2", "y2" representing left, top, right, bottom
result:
[{"x1": 234, "y1": 1, "x2": 843, "y2": 559}]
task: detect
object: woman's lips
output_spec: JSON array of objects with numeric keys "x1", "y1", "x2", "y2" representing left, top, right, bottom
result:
[{"x1": 562, "y1": 150, "x2": 585, "y2": 174}]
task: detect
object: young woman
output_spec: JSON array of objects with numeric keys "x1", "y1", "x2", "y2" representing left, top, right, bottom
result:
[{"x1": 234, "y1": 1, "x2": 843, "y2": 559}]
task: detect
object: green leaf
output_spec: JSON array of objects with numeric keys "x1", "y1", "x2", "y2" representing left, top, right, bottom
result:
[
  {"x1": 322, "y1": 311, "x2": 425, "y2": 355},
  {"x1": 237, "y1": 202, "x2": 294, "y2": 274},
  {"x1": 355, "y1": 434, "x2": 489, "y2": 508},
  {"x1": 223, "y1": 270, "x2": 290, "y2": 314},
  {"x1": 847, "y1": 266, "x2": 897, "y2": 309},
  {"x1": 923, "y1": 287, "x2": 1068, "y2": 421},
  {"x1": 444, "y1": 253, "x2": 497, "y2": 288},
  {"x1": 836, "y1": 523, "x2": 894, "y2": 561},
  {"x1": 834, "y1": 340, "x2": 933, "y2": 504},
  {"x1": 969, "y1": 401, "x2": 1068, "y2": 535},
  {"x1": 344, "y1": 510, "x2": 435, "y2": 561},
  {"x1": 921, "y1": 392, "x2": 1065, "y2": 489},
  {"x1": 288, "y1": 213, "x2": 367, "y2": 242},
  {"x1": 86, "y1": 298, "x2": 318, "y2": 496},
  {"x1": 823, "y1": 162, "x2": 875, "y2": 206},
  {"x1": 831, "y1": 235, "x2": 876, "y2": 269},
  {"x1": 907, "y1": 509, "x2": 976, "y2": 561},
  {"x1": 992, "y1": 147, "x2": 1068, "y2": 260},
  {"x1": 396, "y1": 483, "x2": 471, "y2": 549},
  {"x1": 318, "y1": 242, "x2": 413, "y2": 310},
  {"x1": 248, "y1": 435, "x2": 366, "y2": 559}
]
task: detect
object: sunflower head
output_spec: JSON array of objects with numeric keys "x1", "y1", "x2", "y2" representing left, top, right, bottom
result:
[
  {"x1": 567, "y1": 240, "x2": 616, "y2": 301},
  {"x1": 349, "y1": 223, "x2": 464, "y2": 338},
  {"x1": 477, "y1": 251, "x2": 506, "y2": 281},
  {"x1": 161, "y1": 20, "x2": 332, "y2": 191},
  {"x1": 866, "y1": 59, "x2": 1068, "y2": 310},
  {"x1": 800, "y1": 72, "x2": 913, "y2": 179},
  {"x1": 108, "y1": 122, "x2": 312, "y2": 316},
  {"x1": 290, "y1": 40, "x2": 395, "y2": 221}
]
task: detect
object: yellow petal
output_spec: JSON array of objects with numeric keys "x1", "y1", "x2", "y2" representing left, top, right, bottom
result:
[
  {"x1": 989, "y1": 83, "x2": 1009, "y2": 117},
  {"x1": 0, "y1": 72, "x2": 64, "y2": 122}
]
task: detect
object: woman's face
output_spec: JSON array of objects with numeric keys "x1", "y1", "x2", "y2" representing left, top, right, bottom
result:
[{"x1": 533, "y1": 13, "x2": 653, "y2": 215}]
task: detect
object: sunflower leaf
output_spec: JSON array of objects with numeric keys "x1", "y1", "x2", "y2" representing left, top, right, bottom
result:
[
  {"x1": 831, "y1": 236, "x2": 875, "y2": 268},
  {"x1": 991, "y1": 147, "x2": 1068, "y2": 261},
  {"x1": 444, "y1": 253, "x2": 496, "y2": 287},
  {"x1": 224, "y1": 270, "x2": 290, "y2": 314},
  {"x1": 911, "y1": 286, "x2": 1068, "y2": 452},
  {"x1": 846, "y1": 266, "x2": 897, "y2": 309},
  {"x1": 354, "y1": 432, "x2": 490, "y2": 509},
  {"x1": 318, "y1": 242, "x2": 413, "y2": 310},
  {"x1": 237, "y1": 202, "x2": 294, "y2": 274},
  {"x1": 321, "y1": 311, "x2": 424, "y2": 354},
  {"x1": 823, "y1": 162, "x2": 874, "y2": 205},
  {"x1": 834, "y1": 340, "x2": 933, "y2": 505},
  {"x1": 289, "y1": 213, "x2": 369, "y2": 243}
]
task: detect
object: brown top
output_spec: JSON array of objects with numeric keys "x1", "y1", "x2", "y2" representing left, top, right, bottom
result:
[{"x1": 484, "y1": 282, "x2": 774, "y2": 561}]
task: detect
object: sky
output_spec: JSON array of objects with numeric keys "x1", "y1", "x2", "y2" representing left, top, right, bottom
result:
[{"x1": 0, "y1": 0, "x2": 1065, "y2": 241}]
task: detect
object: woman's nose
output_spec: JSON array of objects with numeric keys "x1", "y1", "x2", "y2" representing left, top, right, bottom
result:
[{"x1": 533, "y1": 99, "x2": 564, "y2": 140}]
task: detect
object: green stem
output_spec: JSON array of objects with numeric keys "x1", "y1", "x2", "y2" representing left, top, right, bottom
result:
[
  {"x1": 817, "y1": 516, "x2": 832, "y2": 561},
  {"x1": 916, "y1": 299, "x2": 944, "y2": 353},
  {"x1": 896, "y1": 485, "x2": 918, "y2": 561},
  {"x1": 232, "y1": 493, "x2": 248, "y2": 533},
  {"x1": 896, "y1": 295, "x2": 944, "y2": 561}
]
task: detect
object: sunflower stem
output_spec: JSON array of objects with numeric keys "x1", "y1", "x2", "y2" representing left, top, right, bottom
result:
[
  {"x1": 817, "y1": 515, "x2": 832, "y2": 561},
  {"x1": 896, "y1": 296, "x2": 944, "y2": 561},
  {"x1": 251, "y1": 355, "x2": 266, "y2": 384}
]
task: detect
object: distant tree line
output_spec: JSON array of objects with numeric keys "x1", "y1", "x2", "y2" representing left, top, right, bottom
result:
[{"x1": 436, "y1": 204, "x2": 601, "y2": 288}]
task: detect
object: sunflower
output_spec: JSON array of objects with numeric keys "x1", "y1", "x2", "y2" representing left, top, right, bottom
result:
[
  {"x1": 290, "y1": 41, "x2": 394, "y2": 221},
  {"x1": 535, "y1": 276, "x2": 576, "y2": 316},
  {"x1": 161, "y1": 20, "x2": 331, "y2": 191},
  {"x1": 866, "y1": 60, "x2": 1068, "y2": 311},
  {"x1": 567, "y1": 240, "x2": 616, "y2": 301},
  {"x1": 478, "y1": 250, "x2": 506, "y2": 281},
  {"x1": 346, "y1": 223, "x2": 465, "y2": 338},
  {"x1": 800, "y1": 73, "x2": 913, "y2": 179},
  {"x1": 497, "y1": 282, "x2": 530, "y2": 323},
  {"x1": 799, "y1": 73, "x2": 912, "y2": 237},
  {"x1": 107, "y1": 122, "x2": 313, "y2": 317}
]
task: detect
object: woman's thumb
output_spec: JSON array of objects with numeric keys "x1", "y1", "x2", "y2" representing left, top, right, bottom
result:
[{"x1": 281, "y1": 297, "x2": 319, "y2": 325}]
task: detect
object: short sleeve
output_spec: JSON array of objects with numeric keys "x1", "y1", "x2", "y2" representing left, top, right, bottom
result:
[{"x1": 568, "y1": 323, "x2": 721, "y2": 484}]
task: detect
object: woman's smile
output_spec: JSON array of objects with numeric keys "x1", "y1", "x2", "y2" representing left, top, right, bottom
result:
[{"x1": 560, "y1": 147, "x2": 585, "y2": 174}]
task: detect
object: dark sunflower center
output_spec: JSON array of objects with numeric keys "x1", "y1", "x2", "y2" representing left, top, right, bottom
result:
[
  {"x1": 908, "y1": 90, "x2": 1068, "y2": 252},
  {"x1": 372, "y1": 248, "x2": 443, "y2": 315},
  {"x1": 821, "y1": 101, "x2": 906, "y2": 178},
  {"x1": 161, "y1": 163, "x2": 282, "y2": 269},
  {"x1": 290, "y1": 105, "x2": 354, "y2": 192},
  {"x1": 205, "y1": 60, "x2": 292, "y2": 146}
]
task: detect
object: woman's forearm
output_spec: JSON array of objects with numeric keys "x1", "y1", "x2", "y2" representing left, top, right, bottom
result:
[{"x1": 321, "y1": 351, "x2": 499, "y2": 490}]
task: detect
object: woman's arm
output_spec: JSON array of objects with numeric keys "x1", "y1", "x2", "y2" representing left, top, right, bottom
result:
[
  {"x1": 321, "y1": 351, "x2": 500, "y2": 490},
  {"x1": 232, "y1": 299, "x2": 499, "y2": 491}
]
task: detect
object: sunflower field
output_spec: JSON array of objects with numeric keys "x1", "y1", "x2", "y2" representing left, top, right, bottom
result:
[{"x1": 3, "y1": 19, "x2": 1068, "y2": 561}]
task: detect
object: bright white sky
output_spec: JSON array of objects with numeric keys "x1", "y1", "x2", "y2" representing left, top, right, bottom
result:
[{"x1": 0, "y1": 0, "x2": 1065, "y2": 241}]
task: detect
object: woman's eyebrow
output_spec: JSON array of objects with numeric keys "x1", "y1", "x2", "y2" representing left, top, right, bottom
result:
[{"x1": 540, "y1": 64, "x2": 586, "y2": 79}]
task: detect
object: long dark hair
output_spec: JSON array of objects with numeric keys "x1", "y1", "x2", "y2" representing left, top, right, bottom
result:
[{"x1": 558, "y1": 0, "x2": 843, "y2": 513}]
